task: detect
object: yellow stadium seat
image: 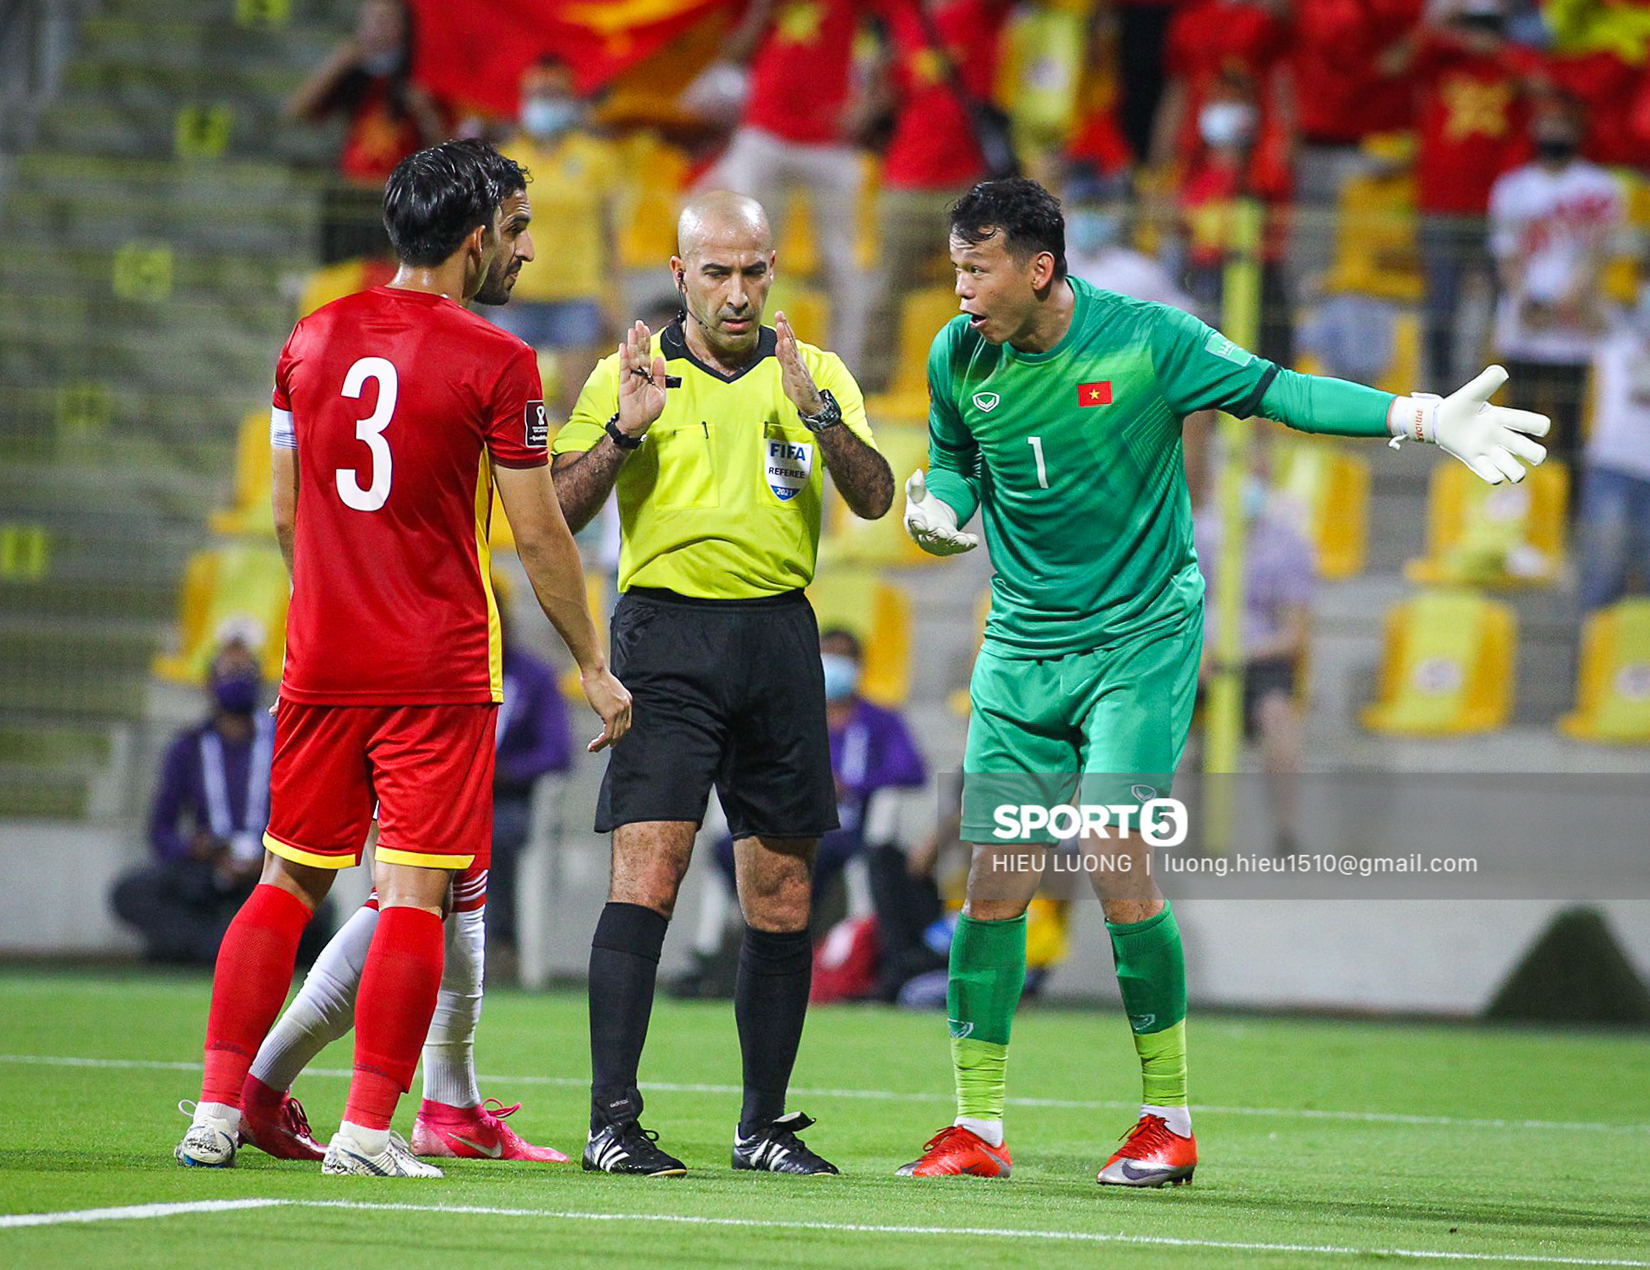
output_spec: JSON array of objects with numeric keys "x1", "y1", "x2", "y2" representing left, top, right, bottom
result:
[
  {"x1": 864, "y1": 287, "x2": 960, "y2": 422},
  {"x1": 210, "y1": 410, "x2": 275, "y2": 538},
  {"x1": 559, "y1": 571, "x2": 613, "y2": 702},
  {"x1": 948, "y1": 586, "x2": 994, "y2": 715},
  {"x1": 296, "y1": 257, "x2": 395, "y2": 319},
  {"x1": 1324, "y1": 164, "x2": 1422, "y2": 304},
  {"x1": 774, "y1": 189, "x2": 820, "y2": 281},
  {"x1": 766, "y1": 279, "x2": 830, "y2": 348},
  {"x1": 1360, "y1": 589, "x2": 1516, "y2": 735},
  {"x1": 153, "y1": 544, "x2": 290, "y2": 686},
  {"x1": 613, "y1": 131, "x2": 692, "y2": 272},
  {"x1": 1558, "y1": 599, "x2": 1650, "y2": 743},
  {"x1": 1375, "y1": 310, "x2": 1422, "y2": 397},
  {"x1": 806, "y1": 567, "x2": 913, "y2": 706},
  {"x1": 1274, "y1": 439, "x2": 1370, "y2": 579},
  {"x1": 821, "y1": 424, "x2": 937, "y2": 567},
  {"x1": 1405, "y1": 459, "x2": 1568, "y2": 588}
]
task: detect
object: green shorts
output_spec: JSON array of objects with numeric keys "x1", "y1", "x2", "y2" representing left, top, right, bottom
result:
[{"x1": 960, "y1": 612, "x2": 1202, "y2": 845}]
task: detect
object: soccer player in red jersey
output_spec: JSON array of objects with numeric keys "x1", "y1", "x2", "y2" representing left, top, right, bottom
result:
[{"x1": 175, "y1": 138, "x2": 630, "y2": 1177}]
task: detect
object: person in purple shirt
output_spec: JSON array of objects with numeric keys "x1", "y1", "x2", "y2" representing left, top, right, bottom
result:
[
  {"x1": 112, "y1": 639, "x2": 331, "y2": 964},
  {"x1": 486, "y1": 618, "x2": 574, "y2": 970},
  {"x1": 1193, "y1": 472, "x2": 1316, "y2": 856}
]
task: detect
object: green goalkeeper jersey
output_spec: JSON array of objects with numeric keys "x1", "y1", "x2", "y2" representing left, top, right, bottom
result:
[{"x1": 925, "y1": 276, "x2": 1395, "y2": 658}]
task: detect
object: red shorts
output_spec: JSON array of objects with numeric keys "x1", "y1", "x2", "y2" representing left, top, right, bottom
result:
[{"x1": 264, "y1": 700, "x2": 497, "y2": 873}]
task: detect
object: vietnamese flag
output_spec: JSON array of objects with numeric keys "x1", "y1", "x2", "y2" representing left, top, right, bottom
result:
[
  {"x1": 408, "y1": 0, "x2": 736, "y2": 119},
  {"x1": 1077, "y1": 381, "x2": 1112, "y2": 407}
]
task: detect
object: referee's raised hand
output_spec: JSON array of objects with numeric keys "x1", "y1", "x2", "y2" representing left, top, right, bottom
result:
[
  {"x1": 774, "y1": 311, "x2": 825, "y2": 416},
  {"x1": 617, "y1": 319, "x2": 668, "y2": 438}
]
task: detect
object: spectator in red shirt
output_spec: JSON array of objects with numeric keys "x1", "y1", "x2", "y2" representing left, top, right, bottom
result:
[
  {"x1": 858, "y1": 0, "x2": 1015, "y2": 394},
  {"x1": 1287, "y1": 0, "x2": 1424, "y2": 307},
  {"x1": 709, "y1": 0, "x2": 878, "y2": 372},
  {"x1": 1403, "y1": 0, "x2": 1538, "y2": 385},
  {"x1": 1149, "y1": 0, "x2": 1294, "y2": 198},
  {"x1": 1175, "y1": 71, "x2": 1295, "y2": 365},
  {"x1": 284, "y1": 0, "x2": 448, "y2": 264}
]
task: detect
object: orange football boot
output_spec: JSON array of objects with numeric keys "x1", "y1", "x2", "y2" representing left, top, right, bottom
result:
[
  {"x1": 896, "y1": 1126, "x2": 1011, "y2": 1178},
  {"x1": 1096, "y1": 1113, "x2": 1196, "y2": 1187}
]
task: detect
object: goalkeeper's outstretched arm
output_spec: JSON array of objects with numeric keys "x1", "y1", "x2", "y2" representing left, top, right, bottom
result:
[{"x1": 1259, "y1": 364, "x2": 1550, "y2": 485}]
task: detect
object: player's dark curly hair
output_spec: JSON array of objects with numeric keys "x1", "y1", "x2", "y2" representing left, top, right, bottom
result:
[
  {"x1": 949, "y1": 178, "x2": 1067, "y2": 281},
  {"x1": 382, "y1": 138, "x2": 530, "y2": 267}
]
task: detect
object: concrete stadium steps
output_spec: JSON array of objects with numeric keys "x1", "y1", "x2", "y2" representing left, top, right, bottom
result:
[
  {"x1": 0, "y1": 0, "x2": 355, "y2": 818},
  {"x1": 0, "y1": 618, "x2": 159, "y2": 719},
  {"x1": 3, "y1": 182, "x2": 316, "y2": 254},
  {"x1": 0, "y1": 720, "x2": 115, "y2": 820},
  {"x1": 74, "y1": 15, "x2": 336, "y2": 77},
  {"x1": 94, "y1": 0, "x2": 362, "y2": 24},
  {"x1": 0, "y1": 381, "x2": 263, "y2": 465}
]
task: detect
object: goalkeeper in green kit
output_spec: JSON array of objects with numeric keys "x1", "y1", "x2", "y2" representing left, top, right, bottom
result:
[{"x1": 895, "y1": 179, "x2": 1549, "y2": 1187}]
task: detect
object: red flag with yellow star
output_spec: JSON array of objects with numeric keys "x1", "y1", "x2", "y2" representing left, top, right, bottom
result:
[
  {"x1": 1076, "y1": 381, "x2": 1112, "y2": 407},
  {"x1": 409, "y1": 0, "x2": 735, "y2": 119}
]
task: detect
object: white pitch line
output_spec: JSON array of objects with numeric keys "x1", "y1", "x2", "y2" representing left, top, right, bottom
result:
[
  {"x1": 3, "y1": 1198, "x2": 1648, "y2": 1269},
  {"x1": 0, "y1": 1199, "x2": 284, "y2": 1229},
  {"x1": 3, "y1": 1053, "x2": 1644, "y2": 1135}
]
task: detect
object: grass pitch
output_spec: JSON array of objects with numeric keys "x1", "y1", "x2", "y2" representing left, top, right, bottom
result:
[{"x1": 2, "y1": 968, "x2": 1647, "y2": 1268}]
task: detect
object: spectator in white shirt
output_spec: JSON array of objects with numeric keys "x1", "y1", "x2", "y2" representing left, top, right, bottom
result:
[
  {"x1": 1488, "y1": 92, "x2": 1624, "y2": 468},
  {"x1": 1577, "y1": 281, "x2": 1650, "y2": 612}
]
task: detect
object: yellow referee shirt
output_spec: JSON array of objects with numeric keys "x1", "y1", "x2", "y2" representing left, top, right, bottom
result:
[{"x1": 554, "y1": 321, "x2": 877, "y2": 599}]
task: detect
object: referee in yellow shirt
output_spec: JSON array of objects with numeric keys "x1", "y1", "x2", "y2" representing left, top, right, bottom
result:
[{"x1": 552, "y1": 191, "x2": 893, "y2": 1177}]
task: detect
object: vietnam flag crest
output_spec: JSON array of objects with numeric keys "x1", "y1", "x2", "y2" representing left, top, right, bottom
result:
[{"x1": 1077, "y1": 381, "x2": 1112, "y2": 407}]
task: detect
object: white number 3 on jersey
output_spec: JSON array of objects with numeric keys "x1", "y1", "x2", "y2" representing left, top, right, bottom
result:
[{"x1": 336, "y1": 357, "x2": 397, "y2": 512}]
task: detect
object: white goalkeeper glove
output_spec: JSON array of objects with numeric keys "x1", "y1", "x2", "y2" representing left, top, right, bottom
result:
[
  {"x1": 1388, "y1": 365, "x2": 1550, "y2": 485},
  {"x1": 903, "y1": 470, "x2": 977, "y2": 556}
]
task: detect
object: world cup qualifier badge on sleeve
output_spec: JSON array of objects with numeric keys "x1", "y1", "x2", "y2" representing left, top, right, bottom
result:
[{"x1": 524, "y1": 399, "x2": 549, "y2": 449}]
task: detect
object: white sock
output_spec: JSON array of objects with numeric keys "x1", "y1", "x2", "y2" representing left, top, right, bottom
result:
[
  {"x1": 336, "y1": 1119, "x2": 389, "y2": 1156},
  {"x1": 955, "y1": 1116, "x2": 1005, "y2": 1148},
  {"x1": 1144, "y1": 1103, "x2": 1193, "y2": 1138},
  {"x1": 194, "y1": 1100, "x2": 241, "y2": 1132},
  {"x1": 420, "y1": 906, "x2": 485, "y2": 1109},
  {"x1": 248, "y1": 904, "x2": 377, "y2": 1091}
]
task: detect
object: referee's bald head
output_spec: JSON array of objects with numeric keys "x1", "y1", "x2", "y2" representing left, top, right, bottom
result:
[{"x1": 677, "y1": 191, "x2": 772, "y2": 260}]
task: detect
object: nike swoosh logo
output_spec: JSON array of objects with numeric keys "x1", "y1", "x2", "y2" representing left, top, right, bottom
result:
[
  {"x1": 1119, "y1": 1160, "x2": 1175, "y2": 1181},
  {"x1": 452, "y1": 1134, "x2": 502, "y2": 1158}
]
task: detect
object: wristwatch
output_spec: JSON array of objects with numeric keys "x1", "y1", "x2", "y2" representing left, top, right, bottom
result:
[
  {"x1": 604, "y1": 412, "x2": 643, "y2": 451},
  {"x1": 797, "y1": 389, "x2": 843, "y2": 433}
]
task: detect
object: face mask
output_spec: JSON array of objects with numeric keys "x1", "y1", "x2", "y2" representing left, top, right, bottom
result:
[
  {"x1": 361, "y1": 49, "x2": 403, "y2": 77},
  {"x1": 1067, "y1": 209, "x2": 1122, "y2": 256},
  {"x1": 1198, "y1": 102, "x2": 1257, "y2": 149},
  {"x1": 213, "y1": 672, "x2": 260, "y2": 715},
  {"x1": 1242, "y1": 475, "x2": 1268, "y2": 522},
  {"x1": 522, "y1": 98, "x2": 579, "y2": 141},
  {"x1": 820, "y1": 653, "x2": 861, "y2": 703},
  {"x1": 1535, "y1": 137, "x2": 1579, "y2": 163}
]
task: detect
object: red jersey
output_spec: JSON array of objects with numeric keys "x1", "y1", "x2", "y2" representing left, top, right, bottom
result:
[
  {"x1": 336, "y1": 76, "x2": 428, "y2": 188},
  {"x1": 1413, "y1": 35, "x2": 1536, "y2": 215},
  {"x1": 1164, "y1": 0, "x2": 1293, "y2": 196},
  {"x1": 744, "y1": 0, "x2": 867, "y2": 144},
  {"x1": 271, "y1": 287, "x2": 547, "y2": 707},
  {"x1": 1292, "y1": 0, "x2": 1423, "y2": 143},
  {"x1": 879, "y1": 0, "x2": 1013, "y2": 189}
]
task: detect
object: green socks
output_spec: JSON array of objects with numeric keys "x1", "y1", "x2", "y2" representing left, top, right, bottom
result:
[
  {"x1": 1107, "y1": 902, "x2": 1189, "y2": 1106},
  {"x1": 947, "y1": 913, "x2": 1026, "y2": 1122}
]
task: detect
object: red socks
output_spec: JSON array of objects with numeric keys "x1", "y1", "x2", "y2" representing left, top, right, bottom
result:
[
  {"x1": 345, "y1": 906, "x2": 445, "y2": 1131},
  {"x1": 201, "y1": 884, "x2": 313, "y2": 1106}
]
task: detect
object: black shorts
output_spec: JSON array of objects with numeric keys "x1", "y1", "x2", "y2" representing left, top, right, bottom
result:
[
  {"x1": 594, "y1": 587, "x2": 839, "y2": 840},
  {"x1": 1242, "y1": 656, "x2": 1298, "y2": 734}
]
